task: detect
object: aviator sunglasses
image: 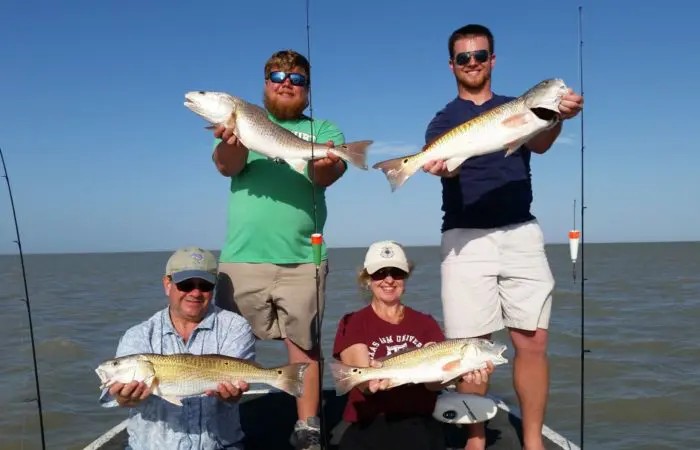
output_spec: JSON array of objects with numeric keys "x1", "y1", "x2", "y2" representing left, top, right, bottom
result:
[
  {"x1": 370, "y1": 267, "x2": 408, "y2": 281},
  {"x1": 174, "y1": 279, "x2": 215, "y2": 293},
  {"x1": 267, "y1": 71, "x2": 308, "y2": 87},
  {"x1": 454, "y1": 49, "x2": 490, "y2": 65}
]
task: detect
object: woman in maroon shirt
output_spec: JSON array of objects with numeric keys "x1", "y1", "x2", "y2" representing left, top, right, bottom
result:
[{"x1": 332, "y1": 240, "x2": 492, "y2": 450}]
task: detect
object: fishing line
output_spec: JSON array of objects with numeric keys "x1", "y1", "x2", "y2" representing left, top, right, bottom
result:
[
  {"x1": 304, "y1": 0, "x2": 329, "y2": 448},
  {"x1": 577, "y1": 5, "x2": 589, "y2": 449},
  {"x1": 1, "y1": 146, "x2": 47, "y2": 450}
]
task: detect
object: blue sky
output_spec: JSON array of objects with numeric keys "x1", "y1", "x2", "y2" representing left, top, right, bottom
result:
[{"x1": 1, "y1": 1, "x2": 698, "y2": 254}]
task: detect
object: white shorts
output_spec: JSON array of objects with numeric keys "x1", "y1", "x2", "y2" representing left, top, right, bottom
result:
[{"x1": 440, "y1": 220, "x2": 554, "y2": 338}]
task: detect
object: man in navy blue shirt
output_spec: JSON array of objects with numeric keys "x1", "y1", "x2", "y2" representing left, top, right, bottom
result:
[{"x1": 423, "y1": 24, "x2": 583, "y2": 450}]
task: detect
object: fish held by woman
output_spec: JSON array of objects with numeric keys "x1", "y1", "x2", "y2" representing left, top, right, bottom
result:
[
  {"x1": 95, "y1": 353, "x2": 309, "y2": 405},
  {"x1": 184, "y1": 91, "x2": 373, "y2": 173},
  {"x1": 372, "y1": 78, "x2": 569, "y2": 191},
  {"x1": 329, "y1": 338, "x2": 508, "y2": 395}
]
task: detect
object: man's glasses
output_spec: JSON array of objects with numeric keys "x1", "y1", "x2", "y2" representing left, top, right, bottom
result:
[
  {"x1": 370, "y1": 267, "x2": 408, "y2": 281},
  {"x1": 454, "y1": 49, "x2": 490, "y2": 66},
  {"x1": 175, "y1": 279, "x2": 215, "y2": 293},
  {"x1": 267, "y1": 71, "x2": 308, "y2": 87}
]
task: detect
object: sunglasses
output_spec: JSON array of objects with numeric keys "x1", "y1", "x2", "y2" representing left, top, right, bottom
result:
[
  {"x1": 454, "y1": 49, "x2": 490, "y2": 65},
  {"x1": 175, "y1": 279, "x2": 215, "y2": 293},
  {"x1": 370, "y1": 267, "x2": 408, "y2": 281},
  {"x1": 267, "y1": 71, "x2": 308, "y2": 87}
]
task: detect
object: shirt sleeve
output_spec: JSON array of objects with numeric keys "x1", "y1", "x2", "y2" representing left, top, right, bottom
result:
[
  {"x1": 424, "y1": 110, "x2": 452, "y2": 145},
  {"x1": 100, "y1": 327, "x2": 152, "y2": 408},
  {"x1": 425, "y1": 315, "x2": 446, "y2": 343},
  {"x1": 315, "y1": 119, "x2": 345, "y2": 146},
  {"x1": 115, "y1": 325, "x2": 152, "y2": 358},
  {"x1": 332, "y1": 312, "x2": 364, "y2": 359},
  {"x1": 220, "y1": 316, "x2": 256, "y2": 360}
]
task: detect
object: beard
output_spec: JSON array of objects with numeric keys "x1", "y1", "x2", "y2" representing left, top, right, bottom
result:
[
  {"x1": 456, "y1": 68, "x2": 491, "y2": 92},
  {"x1": 263, "y1": 91, "x2": 308, "y2": 120}
]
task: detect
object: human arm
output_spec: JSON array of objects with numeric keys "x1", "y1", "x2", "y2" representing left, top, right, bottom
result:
[
  {"x1": 211, "y1": 125, "x2": 249, "y2": 177},
  {"x1": 105, "y1": 329, "x2": 154, "y2": 408},
  {"x1": 332, "y1": 312, "x2": 391, "y2": 394},
  {"x1": 526, "y1": 89, "x2": 584, "y2": 154},
  {"x1": 338, "y1": 344, "x2": 391, "y2": 394},
  {"x1": 308, "y1": 120, "x2": 347, "y2": 187},
  {"x1": 422, "y1": 112, "x2": 461, "y2": 178}
]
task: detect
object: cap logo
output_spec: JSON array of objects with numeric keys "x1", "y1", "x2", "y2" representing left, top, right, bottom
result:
[
  {"x1": 190, "y1": 252, "x2": 204, "y2": 263},
  {"x1": 380, "y1": 246, "x2": 394, "y2": 258}
]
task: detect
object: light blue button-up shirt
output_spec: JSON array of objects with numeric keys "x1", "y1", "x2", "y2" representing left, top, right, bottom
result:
[{"x1": 102, "y1": 304, "x2": 256, "y2": 450}]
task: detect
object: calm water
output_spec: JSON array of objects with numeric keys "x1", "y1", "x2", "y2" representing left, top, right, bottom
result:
[{"x1": 1, "y1": 242, "x2": 699, "y2": 450}]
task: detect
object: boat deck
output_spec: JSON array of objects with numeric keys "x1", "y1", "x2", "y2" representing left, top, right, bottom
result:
[{"x1": 84, "y1": 390, "x2": 578, "y2": 449}]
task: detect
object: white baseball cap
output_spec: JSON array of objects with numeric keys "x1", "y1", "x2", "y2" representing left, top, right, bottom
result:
[{"x1": 363, "y1": 240, "x2": 410, "y2": 275}]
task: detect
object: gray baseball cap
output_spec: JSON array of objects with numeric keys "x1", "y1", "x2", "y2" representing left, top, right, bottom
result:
[{"x1": 165, "y1": 247, "x2": 218, "y2": 284}]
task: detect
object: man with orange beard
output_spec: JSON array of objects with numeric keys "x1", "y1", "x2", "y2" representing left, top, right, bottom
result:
[{"x1": 211, "y1": 49, "x2": 346, "y2": 450}]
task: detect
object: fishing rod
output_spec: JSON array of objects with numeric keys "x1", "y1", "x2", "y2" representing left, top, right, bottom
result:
[
  {"x1": 304, "y1": 0, "x2": 330, "y2": 448},
  {"x1": 577, "y1": 5, "x2": 589, "y2": 449},
  {"x1": 0, "y1": 146, "x2": 47, "y2": 450}
]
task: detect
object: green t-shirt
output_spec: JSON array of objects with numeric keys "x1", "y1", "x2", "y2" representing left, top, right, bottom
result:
[{"x1": 218, "y1": 114, "x2": 345, "y2": 264}]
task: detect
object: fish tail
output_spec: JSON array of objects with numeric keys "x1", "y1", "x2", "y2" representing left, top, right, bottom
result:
[
  {"x1": 372, "y1": 154, "x2": 421, "y2": 192},
  {"x1": 270, "y1": 362, "x2": 309, "y2": 398},
  {"x1": 333, "y1": 140, "x2": 373, "y2": 170},
  {"x1": 329, "y1": 360, "x2": 364, "y2": 396}
]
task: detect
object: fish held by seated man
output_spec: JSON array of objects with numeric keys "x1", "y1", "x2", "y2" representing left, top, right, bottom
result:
[{"x1": 95, "y1": 353, "x2": 309, "y2": 405}]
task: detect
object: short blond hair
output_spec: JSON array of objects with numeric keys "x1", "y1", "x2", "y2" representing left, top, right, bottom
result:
[{"x1": 264, "y1": 49, "x2": 311, "y2": 85}]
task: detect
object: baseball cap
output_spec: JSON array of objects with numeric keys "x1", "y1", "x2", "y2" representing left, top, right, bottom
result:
[
  {"x1": 165, "y1": 246, "x2": 218, "y2": 284},
  {"x1": 363, "y1": 240, "x2": 410, "y2": 275}
]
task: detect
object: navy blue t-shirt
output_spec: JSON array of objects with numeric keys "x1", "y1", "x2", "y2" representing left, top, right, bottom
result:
[{"x1": 425, "y1": 94, "x2": 536, "y2": 231}]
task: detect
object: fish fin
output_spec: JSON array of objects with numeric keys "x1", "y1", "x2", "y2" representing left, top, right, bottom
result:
[
  {"x1": 329, "y1": 360, "x2": 365, "y2": 396},
  {"x1": 204, "y1": 125, "x2": 217, "y2": 130},
  {"x1": 372, "y1": 153, "x2": 422, "y2": 192},
  {"x1": 270, "y1": 362, "x2": 309, "y2": 398},
  {"x1": 445, "y1": 156, "x2": 467, "y2": 172},
  {"x1": 160, "y1": 395, "x2": 183, "y2": 406},
  {"x1": 332, "y1": 140, "x2": 373, "y2": 170},
  {"x1": 285, "y1": 158, "x2": 308, "y2": 174},
  {"x1": 501, "y1": 112, "x2": 530, "y2": 128},
  {"x1": 504, "y1": 138, "x2": 527, "y2": 157}
]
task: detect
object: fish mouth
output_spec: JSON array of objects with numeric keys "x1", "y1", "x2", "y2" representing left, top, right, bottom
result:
[
  {"x1": 530, "y1": 107, "x2": 560, "y2": 121},
  {"x1": 95, "y1": 368, "x2": 111, "y2": 389}
]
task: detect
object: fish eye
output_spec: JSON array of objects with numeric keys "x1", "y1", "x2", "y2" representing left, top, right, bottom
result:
[
  {"x1": 111, "y1": 361, "x2": 119, "y2": 366},
  {"x1": 198, "y1": 91, "x2": 206, "y2": 94}
]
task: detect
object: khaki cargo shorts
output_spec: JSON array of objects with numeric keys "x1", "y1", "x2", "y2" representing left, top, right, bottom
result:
[
  {"x1": 215, "y1": 261, "x2": 328, "y2": 351},
  {"x1": 440, "y1": 220, "x2": 554, "y2": 338}
]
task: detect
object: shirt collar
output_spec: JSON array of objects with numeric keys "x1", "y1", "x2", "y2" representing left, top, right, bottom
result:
[{"x1": 160, "y1": 303, "x2": 217, "y2": 336}]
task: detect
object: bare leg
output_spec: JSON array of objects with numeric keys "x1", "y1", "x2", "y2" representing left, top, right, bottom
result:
[
  {"x1": 285, "y1": 338, "x2": 320, "y2": 421},
  {"x1": 460, "y1": 333, "x2": 491, "y2": 450},
  {"x1": 509, "y1": 327, "x2": 549, "y2": 450}
]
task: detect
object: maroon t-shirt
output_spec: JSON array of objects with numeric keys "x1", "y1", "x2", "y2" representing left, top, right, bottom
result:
[{"x1": 332, "y1": 304, "x2": 446, "y2": 423}]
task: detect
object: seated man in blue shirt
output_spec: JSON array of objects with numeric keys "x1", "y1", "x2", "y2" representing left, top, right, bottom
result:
[{"x1": 102, "y1": 246, "x2": 256, "y2": 450}]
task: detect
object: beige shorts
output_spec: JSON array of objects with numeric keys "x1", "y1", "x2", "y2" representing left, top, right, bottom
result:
[
  {"x1": 440, "y1": 220, "x2": 554, "y2": 338},
  {"x1": 215, "y1": 261, "x2": 328, "y2": 351}
]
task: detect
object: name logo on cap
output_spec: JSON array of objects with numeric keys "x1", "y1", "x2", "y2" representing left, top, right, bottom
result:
[
  {"x1": 190, "y1": 252, "x2": 204, "y2": 262},
  {"x1": 380, "y1": 246, "x2": 394, "y2": 258}
]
